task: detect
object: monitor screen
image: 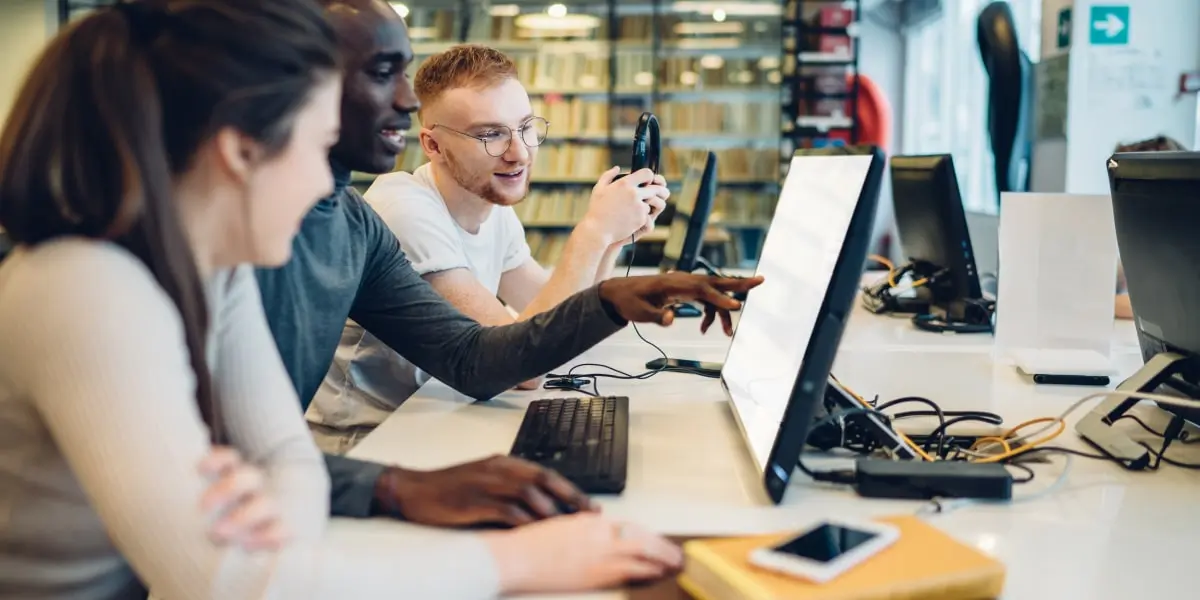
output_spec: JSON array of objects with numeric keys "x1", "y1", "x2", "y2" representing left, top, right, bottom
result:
[
  {"x1": 722, "y1": 154, "x2": 874, "y2": 473},
  {"x1": 662, "y1": 157, "x2": 705, "y2": 263},
  {"x1": 890, "y1": 155, "x2": 983, "y2": 303}
]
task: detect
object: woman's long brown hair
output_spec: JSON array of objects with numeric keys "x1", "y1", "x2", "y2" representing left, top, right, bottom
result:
[{"x1": 0, "y1": 0, "x2": 339, "y2": 442}]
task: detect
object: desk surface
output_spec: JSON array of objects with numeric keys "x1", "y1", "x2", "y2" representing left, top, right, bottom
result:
[{"x1": 349, "y1": 301, "x2": 1200, "y2": 600}]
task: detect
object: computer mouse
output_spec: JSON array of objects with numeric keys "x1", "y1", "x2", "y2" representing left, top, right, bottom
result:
[{"x1": 671, "y1": 303, "x2": 703, "y2": 318}]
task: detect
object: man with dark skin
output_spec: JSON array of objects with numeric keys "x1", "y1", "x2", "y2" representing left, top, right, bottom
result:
[{"x1": 253, "y1": 0, "x2": 762, "y2": 528}]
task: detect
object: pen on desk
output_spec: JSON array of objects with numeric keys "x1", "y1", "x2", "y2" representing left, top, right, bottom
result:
[{"x1": 1032, "y1": 373, "x2": 1110, "y2": 387}]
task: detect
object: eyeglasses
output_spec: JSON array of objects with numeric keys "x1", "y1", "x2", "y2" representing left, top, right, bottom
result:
[{"x1": 430, "y1": 117, "x2": 550, "y2": 157}]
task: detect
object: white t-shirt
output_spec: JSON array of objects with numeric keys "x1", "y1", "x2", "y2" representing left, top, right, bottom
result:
[{"x1": 306, "y1": 164, "x2": 532, "y2": 433}]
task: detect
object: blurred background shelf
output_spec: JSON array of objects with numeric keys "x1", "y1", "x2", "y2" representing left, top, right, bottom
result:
[{"x1": 380, "y1": 0, "x2": 795, "y2": 268}]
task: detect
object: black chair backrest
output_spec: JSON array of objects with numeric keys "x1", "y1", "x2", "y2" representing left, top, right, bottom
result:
[{"x1": 977, "y1": 1, "x2": 1033, "y2": 205}]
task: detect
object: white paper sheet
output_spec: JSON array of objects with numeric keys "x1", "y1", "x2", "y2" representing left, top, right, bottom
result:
[{"x1": 994, "y1": 192, "x2": 1119, "y2": 365}]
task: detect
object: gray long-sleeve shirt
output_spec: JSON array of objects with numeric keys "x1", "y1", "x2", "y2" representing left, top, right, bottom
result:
[{"x1": 254, "y1": 170, "x2": 625, "y2": 517}]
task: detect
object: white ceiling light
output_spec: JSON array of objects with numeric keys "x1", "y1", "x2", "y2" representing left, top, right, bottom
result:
[
  {"x1": 673, "y1": 37, "x2": 739, "y2": 49},
  {"x1": 408, "y1": 26, "x2": 438, "y2": 39},
  {"x1": 547, "y1": 3, "x2": 568, "y2": 18},
  {"x1": 713, "y1": 8, "x2": 727, "y2": 22},
  {"x1": 671, "y1": 1, "x2": 781, "y2": 17},
  {"x1": 634, "y1": 71, "x2": 655, "y2": 86},
  {"x1": 389, "y1": 2, "x2": 409, "y2": 18},
  {"x1": 735, "y1": 70, "x2": 754, "y2": 84},
  {"x1": 699, "y1": 54, "x2": 725, "y2": 70},
  {"x1": 489, "y1": 4, "x2": 520, "y2": 17},
  {"x1": 674, "y1": 22, "x2": 745, "y2": 35},
  {"x1": 680, "y1": 71, "x2": 699, "y2": 86},
  {"x1": 515, "y1": 13, "x2": 601, "y2": 31}
]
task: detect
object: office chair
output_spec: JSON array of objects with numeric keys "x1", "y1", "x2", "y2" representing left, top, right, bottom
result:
[{"x1": 977, "y1": 1, "x2": 1033, "y2": 206}]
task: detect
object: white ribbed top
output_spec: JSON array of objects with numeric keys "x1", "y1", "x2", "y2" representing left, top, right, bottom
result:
[{"x1": 0, "y1": 239, "x2": 500, "y2": 599}]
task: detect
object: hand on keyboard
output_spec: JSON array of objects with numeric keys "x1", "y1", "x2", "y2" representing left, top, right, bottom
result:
[
  {"x1": 597, "y1": 272, "x2": 764, "y2": 335},
  {"x1": 372, "y1": 455, "x2": 597, "y2": 527},
  {"x1": 483, "y1": 513, "x2": 683, "y2": 595}
]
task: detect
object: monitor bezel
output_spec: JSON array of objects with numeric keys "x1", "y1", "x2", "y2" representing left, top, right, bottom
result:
[
  {"x1": 720, "y1": 145, "x2": 886, "y2": 504},
  {"x1": 660, "y1": 151, "x2": 717, "y2": 273}
]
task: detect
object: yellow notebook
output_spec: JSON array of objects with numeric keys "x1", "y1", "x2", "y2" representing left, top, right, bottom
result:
[{"x1": 678, "y1": 516, "x2": 1005, "y2": 600}]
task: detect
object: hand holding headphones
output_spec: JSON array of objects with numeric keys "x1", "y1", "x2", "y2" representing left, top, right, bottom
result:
[{"x1": 584, "y1": 167, "x2": 667, "y2": 247}]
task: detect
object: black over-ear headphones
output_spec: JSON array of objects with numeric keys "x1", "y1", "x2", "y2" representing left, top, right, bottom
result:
[{"x1": 615, "y1": 112, "x2": 661, "y2": 180}]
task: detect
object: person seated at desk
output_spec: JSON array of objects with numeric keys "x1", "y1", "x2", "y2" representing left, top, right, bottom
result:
[
  {"x1": 250, "y1": 0, "x2": 758, "y2": 580},
  {"x1": 306, "y1": 44, "x2": 669, "y2": 452},
  {"x1": 0, "y1": 1, "x2": 715, "y2": 596}
]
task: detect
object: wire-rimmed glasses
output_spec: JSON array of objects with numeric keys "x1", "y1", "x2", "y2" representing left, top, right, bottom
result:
[{"x1": 430, "y1": 116, "x2": 550, "y2": 157}]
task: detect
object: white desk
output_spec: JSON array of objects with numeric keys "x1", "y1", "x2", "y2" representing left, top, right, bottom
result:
[{"x1": 349, "y1": 304, "x2": 1200, "y2": 599}]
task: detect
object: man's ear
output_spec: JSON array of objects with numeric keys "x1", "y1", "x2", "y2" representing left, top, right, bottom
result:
[
  {"x1": 419, "y1": 129, "x2": 442, "y2": 160},
  {"x1": 213, "y1": 127, "x2": 266, "y2": 184}
]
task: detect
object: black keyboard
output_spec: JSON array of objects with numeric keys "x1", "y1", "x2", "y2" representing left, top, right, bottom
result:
[{"x1": 510, "y1": 396, "x2": 628, "y2": 494}]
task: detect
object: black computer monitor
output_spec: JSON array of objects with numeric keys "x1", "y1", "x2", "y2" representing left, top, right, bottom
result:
[
  {"x1": 1076, "y1": 151, "x2": 1200, "y2": 468},
  {"x1": 721, "y1": 146, "x2": 885, "y2": 504},
  {"x1": 889, "y1": 155, "x2": 987, "y2": 324},
  {"x1": 660, "y1": 151, "x2": 717, "y2": 274}
]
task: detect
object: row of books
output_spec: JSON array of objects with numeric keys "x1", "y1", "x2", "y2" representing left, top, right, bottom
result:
[
  {"x1": 516, "y1": 53, "x2": 612, "y2": 92},
  {"x1": 513, "y1": 185, "x2": 779, "y2": 229},
  {"x1": 661, "y1": 148, "x2": 780, "y2": 182},
  {"x1": 514, "y1": 188, "x2": 593, "y2": 225},
  {"x1": 711, "y1": 189, "x2": 778, "y2": 227},
  {"x1": 531, "y1": 98, "x2": 609, "y2": 137},
  {"x1": 653, "y1": 100, "x2": 778, "y2": 136},
  {"x1": 658, "y1": 57, "x2": 781, "y2": 90},
  {"x1": 525, "y1": 231, "x2": 573, "y2": 265}
]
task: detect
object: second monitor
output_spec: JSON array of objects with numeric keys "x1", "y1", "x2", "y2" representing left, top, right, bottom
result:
[
  {"x1": 887, "y1": 154, "x2": 993, "y2": 333},
  {"x1": 659, "y1": 150, "x2": 717, "y2": 276}
]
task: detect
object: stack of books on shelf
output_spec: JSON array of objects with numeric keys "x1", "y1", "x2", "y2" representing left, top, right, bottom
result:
[
  {"x1": 522, "y1": 53, "x2": 611, "y2": 92},
  {"x1": 711, "y1": 188, "x2": 777, "y2": 228},
  {"x1": 659, "y1": 57, "x2": 776, "y2": 90},
  {"x1": 613, "y1": 52, "x2": 655, "y2": 90},
  {"x1": 530, "y1": 98, "x2": 608, "y2": 137},
  {"x1": 525, "y1": 231, "x2": 573, "y2": 266},
  {"x1": 661, "y1": 148, "x2": 779, "y2": 183},
  {"x1": 655, "y1": 100, "x2": 777, "y2": 137},
  {"x1": 513, "y1": 188, "x2": 592, "y2": 227},
  {"x1": 533, "y1": 146, "x2": 611, "y2": 181}
]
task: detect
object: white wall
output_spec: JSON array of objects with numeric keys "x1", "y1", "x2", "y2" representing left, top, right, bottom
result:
[
  {"x1": 0, "y1": 0, "x2": 50, "y2": 127},
  {"x1": 1062, "y1": 0, "x2": 1200, "y2": 194}
]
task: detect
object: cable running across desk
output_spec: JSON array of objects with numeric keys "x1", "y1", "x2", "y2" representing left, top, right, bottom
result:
[{"x1": 543, "y1": 235, "x2": 717, "y2": 397}]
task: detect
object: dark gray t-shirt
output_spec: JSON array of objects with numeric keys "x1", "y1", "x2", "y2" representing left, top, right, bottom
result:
[{"x1": 254, "y1": 178, "x2": 624, "y2": 517}]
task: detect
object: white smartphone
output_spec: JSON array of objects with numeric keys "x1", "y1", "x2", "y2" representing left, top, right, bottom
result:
[{"x1": 748, "y1": 519, "x2": 899, "y2": 584}]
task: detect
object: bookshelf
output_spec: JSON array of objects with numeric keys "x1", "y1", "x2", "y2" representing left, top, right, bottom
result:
[
  {"x1": 381, "y1": 0, "x2": 786, "y2": 267},
  {"x1": 780, "y1": 0, "x2": 863, "y2": 162},
  {"x1": 58, "y1": 1, "x2": 788, "y2": 268}
]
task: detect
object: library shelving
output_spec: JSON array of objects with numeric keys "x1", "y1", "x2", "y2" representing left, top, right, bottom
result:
[
  {"x1": 58, "y1": 0, "x2": 790, "y2": 268},
  {"x1": 391, "y1": 0, "x2": 787, "y2": 267},
  {"x1": 780, "y1": 0, "x2": 863, "y2": 165}
]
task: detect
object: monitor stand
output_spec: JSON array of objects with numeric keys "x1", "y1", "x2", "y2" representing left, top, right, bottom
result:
[
  {"x1": 816, "y1": 377, "x2": 923, "y2": 460},
  {"x1": 1075, "y1": 352, "x2": 1200, "y2": 470}
]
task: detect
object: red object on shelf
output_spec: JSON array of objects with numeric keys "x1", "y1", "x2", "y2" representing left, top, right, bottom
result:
[{"x1": 819, "y1": 6, "x2": 854, "y2": 27}]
